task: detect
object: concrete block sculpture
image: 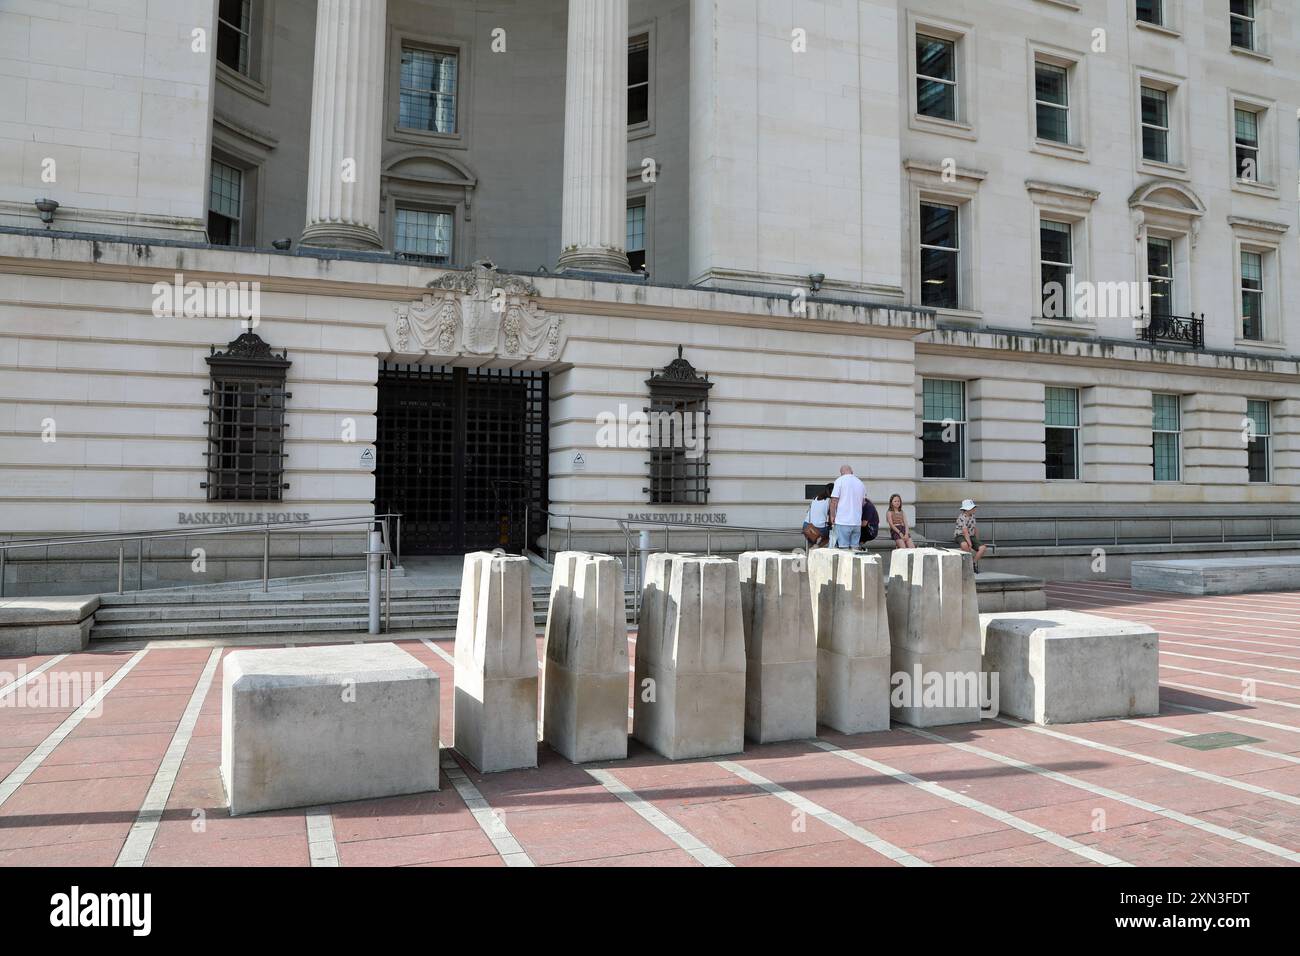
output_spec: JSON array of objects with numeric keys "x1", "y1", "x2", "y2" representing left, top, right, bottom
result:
[
  {"x1": 221, "y1": 642, "x2": 439, "y2": 816},
  {"x1": 808, "y1": 548, "x2": 891, "y2": 733},
  {"x1": 453, "y1": 551, "x2": 538, "y2": 772},
  {"x1": 885, "y1": 548, "x2": 983, "y2": 727},
  {"x1": 542, "y1": 551, "x2": 630, "y2": 763},
  {"x1": 738, "y1": 551, "x2": 816, "y2": 742},
  {"x1": 633, "y1": 553, "x2": 746, "y2": 759}
]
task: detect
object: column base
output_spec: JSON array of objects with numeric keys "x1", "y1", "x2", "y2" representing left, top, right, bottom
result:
[
  {"x1": 557, "y1": 246, "x2": 631, "y2": 274},
  {"x1": 300, "y1": 221, "x2": 383, "y2": 252}
]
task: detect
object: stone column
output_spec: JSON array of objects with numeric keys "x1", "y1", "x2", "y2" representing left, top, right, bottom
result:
[
  {"x1": 557, "y1": 0, "x2": 630, "y2": 272},
  {"x1": 301, "y1": 0, "x2": 387, "y2": 250}
]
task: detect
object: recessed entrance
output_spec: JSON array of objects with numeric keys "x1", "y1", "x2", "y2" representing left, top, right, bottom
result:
[{"x1": 375, "y1": 363, "x2": 548, "y2": 555}]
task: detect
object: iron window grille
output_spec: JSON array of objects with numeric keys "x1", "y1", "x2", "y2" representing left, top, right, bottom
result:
[
  {"x1": 645, "y1": 347, "x2": 711, "y2": 505},
  {"x1": 202, "y1": 332, "x2": 291, "y2": 502}
]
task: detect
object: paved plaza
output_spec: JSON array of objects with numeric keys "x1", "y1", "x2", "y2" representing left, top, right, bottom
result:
[{"x1": 1, "y1": 580, "x2": 1298, "y2": 868}]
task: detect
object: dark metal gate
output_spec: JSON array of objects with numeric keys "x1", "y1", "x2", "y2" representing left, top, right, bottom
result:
[{"x1": 375, "y1": 363, "x2": 548, "y2": 554}]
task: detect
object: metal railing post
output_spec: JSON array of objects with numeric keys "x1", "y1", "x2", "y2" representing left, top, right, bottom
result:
[
  {"x1": 567, "y1": 516, "x2": 573, "y2": 554},
  {"x1": 0, "y1": 546, "x2": 5, "y2": 599},
  {"x1": 117, "y1": 546, "x2": 124, "y2": 594},
  {"x1": 396, "y1": 515, "x2": 402, "y2": 567},
  {"x1": 384, "y1": 552, "x2": 391, "y2": 633},
  {"x1": 545, "y1": 513, "x2": 551, "y2": 564},
  {"x1": 263, "y1": 525, "x2": 270, "y2": 592},
  {"x1": 137, "y1": 539, "x2": 144, "y2": 591}
]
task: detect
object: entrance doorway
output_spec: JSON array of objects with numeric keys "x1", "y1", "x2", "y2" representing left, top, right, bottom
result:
[{"x1": 375, "y1": 363, "x2": 548, "y2": 554}]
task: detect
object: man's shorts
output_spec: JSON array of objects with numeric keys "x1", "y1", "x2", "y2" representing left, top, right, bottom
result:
[{"x1": 833, "y1": 524, "x2": 861, "y2": 549}]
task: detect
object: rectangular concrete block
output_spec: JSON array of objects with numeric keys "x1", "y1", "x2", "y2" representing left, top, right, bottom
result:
[
  {"x1": 454, "y1": 552, "x2": 539, "y2": 773},
  {"x1": 1132, "y1": 557, "x2": 1300, "y2": 595},
  {"x1": 981, "y1": 610, "x2": 1159, "y2": 724},
  {"x1": 809, "y1": 549, "x2": 891, "y2": 733},
  {"x1": 634, "y1": 554, "x2": 746, "y2": 760},
  {"x1": 738, "y1": 551, "x2": 816, "y2": 743},
  {"x1": 886, "y1": 548, "x2": 983, "y2": 726},
  {"x1": 0, "y1": 595, "x2": 97, "y2": 656},
  {"x1": 542, "y1": 551, "x2": 629, "y2": 763},
  {"x1": 220, "y1": 643, "x2": 440, "y2": 816}
]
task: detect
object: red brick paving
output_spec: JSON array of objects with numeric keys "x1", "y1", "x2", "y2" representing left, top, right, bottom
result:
[{"x1": 0, "y1": 583, "x2": 1297, "y2": 866}]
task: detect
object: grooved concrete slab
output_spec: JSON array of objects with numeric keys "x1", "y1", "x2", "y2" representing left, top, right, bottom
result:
[{"x1": 1131, "y1": 556, "x2": 1300, "y2": 595}]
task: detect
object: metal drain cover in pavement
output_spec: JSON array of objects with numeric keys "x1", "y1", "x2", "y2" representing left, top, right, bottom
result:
[{"x1": 1169, "y1": 732, "x2": 1265, "y2": 751}]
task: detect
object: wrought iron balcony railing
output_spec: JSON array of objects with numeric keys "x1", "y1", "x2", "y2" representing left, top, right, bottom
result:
[{"x1": 1138, "y1": 312, "x2": 1205, "y2": 350}]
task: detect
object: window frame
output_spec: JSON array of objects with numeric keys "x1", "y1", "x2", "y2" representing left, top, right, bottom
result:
[
  {"x1": 626, "y1": 196, "x2": 648, "y2": 274},
  {"x1": 215, "y1": 0, "x2": 273, "y2": 103},
  {"x1": 207, "y1": 156, "x2": 245, "y2": 247},
  {"x1": 1026, "y1": 181, "x2": 1098, "y2": 332},
  {"x1": 1044, "y1": 386, "x2": 1081, "y2": 481},
  {"x1": 907, "y1": 14, "x2": 977, "y2": 140},
  {"x1": 1231, "y1": 0, "x2": 1258, "y2": 52},
  {"x1": 1038, "y1": 218, "x2": 1075, "y2": 321},
  {"x1": 393, "y1": 205, "x2": 456, "y2": 265},
  {"x1": 921, "y1": 378, "x2": 968, "y2": 481},
  {"x1": 1151, "y1": 392, "x2": 1182, "y2": 483},
  {"x1": 1229, "y1": 216, "x2": 1288, "y2": 349},
  {"x1": 1134, "y1": 70, "x2": 1188, "y2": 178},
  {"x1": 627, "y1": 27, "x2": 654, "y2": 138},
  {"x1": 203, "y1": 332, "x2": 291, "y2": 503},
  {"x1": 1228, "y1": 93, "x2": 1278, "y2": 196},
  {"x1": 1246, "y1": 398, "x2": 1271, "y2": 483},
  {"x1": 386, "y1": 30, "x2": 471, "y2": 151},
  {"x1": 906, "y1": 160, "x2": 984, "y2": 321}
]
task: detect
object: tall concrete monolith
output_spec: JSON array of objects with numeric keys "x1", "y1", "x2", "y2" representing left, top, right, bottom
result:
[
  {"x1": 542, "y1": 551, "x2": 629, "y2": 763},
  {"x1": 633, "y1": 553, "x2": 746, "y2": 759},
  {"x1": 738, "y1": 551, "x2": 816, "y2": 742},
  {"x1": 453, "y1": 551, "x2": 538, "y2": 772},
  {"x1": 885, "y1": 548, "x2": 983, "y2": 727},
  {"x1": 808, "y1": 549, "x2": 891, "y2": 733}
]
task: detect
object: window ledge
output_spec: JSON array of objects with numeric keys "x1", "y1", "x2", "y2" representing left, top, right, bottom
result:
[
  {"x1": 1232, "y1": 178, "x2": 1279, "y2": 199},
  {"x1": 1035, "y1": 0, "x2": 1080, "y2": 10},
  {"x1": 933, "y1": 308, "x2": 984, "y2": 327},
  {"x1": 1134, "y1": 20, "x2": 1182, "y2": 40},
  {"x1": 1230, "y1": 45, "x2": 1271, "y2": 63},
  {"x1": 1032, "y1": 139, "x2": 1089, "y2": 163},
  {"x1": 628, "y1": 122, "x2": 655, "y2": 142},
  {"x1": 1235, "y1": 338, "x2": 1286, "y2": 351},
  {"x1": 389, "y1": 126, "x2": 467, "y2": 151},
  {"x1": 909, "y1": 113, "x2": 977, "y2": 142},
  {"x1": 1032, "y1": 316, "x2": 1096, "y2": 335}
]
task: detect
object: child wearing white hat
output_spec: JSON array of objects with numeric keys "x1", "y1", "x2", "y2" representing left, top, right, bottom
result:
[{"x1": 954, "y1": 499, "x2": 987, "y2": 572}]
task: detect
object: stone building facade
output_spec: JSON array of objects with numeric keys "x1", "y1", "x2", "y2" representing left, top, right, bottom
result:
[{"x1": 0, "y1": 0, "x2": 1297, "y2": 590}]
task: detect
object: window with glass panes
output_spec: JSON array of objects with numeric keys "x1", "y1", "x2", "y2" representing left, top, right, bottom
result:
[
  {"x1": 922, "y1": 379, "x2": 966, "y2": 479},
  {"x1": 1241, "y1": 251, "x2": 1263, "y2": 340},
  {"x1": 1152, "y1": 393, "x2": 1181, "y2": 482},
  {"x1": 1231, "y1": 0, "x2": 1257, "y2": 50},
  {"x1": 628, "y1": 34, "x2": 649, "y2": 126},
  {"x1": 1045, "y1": 387, "x2": 1080, "y2": 480},
  {"x1": 217, "y1": 0, "x2": 252, "y2": 75},
  {"x1": 1035, "y1": 62, "x2": 1069, "y2": 144},
  {"x1": 395, "y1": 208, "x2": 453, "y2": 263},
  {"x1": 916, "y1": 35, "x2": 957, "y2": 121},
  {"x1": 920, "y1": 202, "x2": 960, "y2": 309},
  {"x1": 1247, "y1": 399, "x2": 1271, "y2": 483},
  {"x1": 1146, "y1": 237, "x2": 1174, "y2": 319},
  {"x1": 399, "y1": 47, "x2": 458, "y2": 133},
  {"x1": 208, "y1": 159, "x2": 242, "y2": 246},
  {"x1": 1040, "y1": 220, "x2": 1073, "y2": 319},
  {"x1": 626, "y1": 200, "x2": 646, "y2": 272},
  {"x1": 1234, "y1": 107, "x2": 1260, "y2": 181},
  {"x1": 1141, "y1": 86, "x2": 1169, "y2": 163},
  {"x1": 1136, "y1": 0, "x2": 1163, "y2": 26}
]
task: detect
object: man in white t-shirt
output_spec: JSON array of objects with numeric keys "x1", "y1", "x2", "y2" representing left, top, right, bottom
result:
[{"x1": 828, "y1": 465, "x2": 866, "y2": 549}]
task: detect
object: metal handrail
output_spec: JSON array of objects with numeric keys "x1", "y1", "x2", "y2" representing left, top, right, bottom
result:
[
  {"x1": 915, "y1": 511, "x2": 1300, "y2": 550},
  {"x1": 0, "y1": 512, "x2": 403, "y2": 599}
]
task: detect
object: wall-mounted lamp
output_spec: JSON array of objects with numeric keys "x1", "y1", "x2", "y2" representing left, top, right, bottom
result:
[
  {"x1": 271, "y1": 238, "x2": 292, "y2": 250},
  {"x1": 808, "y1": 272, "x2": 825, "y2": 293},
  {"x1": 34, "y1": 198, "x2": 59, "y2": 226}
]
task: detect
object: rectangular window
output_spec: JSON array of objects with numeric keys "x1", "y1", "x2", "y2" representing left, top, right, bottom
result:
[
  {"x1": 1147, "y1": 237, "x2": 1174, "y2": 319},
  {"x1": 922, "y1": 378, "x2": 966, "y2": 479},
  {"x1": 399, "y1": 47, "x2": 458, "y2": 133},
  {"x1": 204, "y1": 335, "x2": 290, "y2": 503},
  {"x1": 1040, "y1": 219, "x2": 1073, "y2": 319},
  {"x1": 1231, "y1": 0, "x2": 1257, "y2": 50},
  {"x1": 1035, "y1": 62, "x2": 1070, "y2": 144},
  {"x1": 1247, "y1": 399, "x2": 1271, "y2": 483},
  {"x1": 628, "y1": 34, "x2": 649, "y2": 127},
  {"x1": 1241, "y1": 250, "x2": 1264, "y2": 341},
  {"x1": 1045, "y1": 386, "x2": 1080, "y2": 480},
  {"x1": 647, "y1": 352, "x2": 711, "y2": 505},
  {"x1": 1141, "y1": 86, "x2": 1169, "y2": 163},
  {"x1": 626, "y1": 199, "x2": 646, "y2": 272},
  {"x1": 395, "y1": 207, "x2": 453, "y2": 263},
  {"x1": 208, "y1": 159, "x2": 242, "y2": 246},
  {"x1": 916, "y1": 35, "x2": 957, "y2": 121},
  {"x1": 1136, "y1": 0, "x2": 1163, "y2": 26},
  {"x1": 1152, "y1": 393, "x2": 1181, "y2": 482},
  {"x1": 217, "y1": 0, "x2": 252, "y2": 75},
  {"x1": 1235, "y1": 107, "x2": 1260, "y2": 181},
  {"x1": 920, "y1": 202, "x2": 960, "y2": 309}
]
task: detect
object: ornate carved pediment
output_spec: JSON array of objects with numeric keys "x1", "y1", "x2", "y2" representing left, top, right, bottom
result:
[{"x1": 389, "y1": 260, "x2": 562, "y2": 361}]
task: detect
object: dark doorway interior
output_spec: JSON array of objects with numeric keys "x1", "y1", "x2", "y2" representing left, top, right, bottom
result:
[{"x1": 375, "y1": 363, "x2": 548, "y2": 554}]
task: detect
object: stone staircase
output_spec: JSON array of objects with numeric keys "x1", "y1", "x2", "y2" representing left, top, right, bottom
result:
[{"x1": 89, "y1": 584, "x2": 638, "y2": 642}]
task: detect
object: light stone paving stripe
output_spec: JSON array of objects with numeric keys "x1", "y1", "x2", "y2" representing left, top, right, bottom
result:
[
  {"x1": 1162, "y1": 700, "x2": 1300, "y2": 737},
  {"x1": 1160, "y1": 680, "x2": 1300, "y2": 712},
  {"x1": 1160, "y1": 650, "x2": 1300, "y2": 675},
  {"x1": 1125, "y1": 718, "x2": 1300, "y2": 767},
  {"x1": 0, "y1": 654, "x2": 67, "y2": 700},
  {"x1": 305, "y1": 806, "x2": 340, "y2": 867},
  {"x1": 440, "y1": 754, "x2": 535, "y2": 867},
  {"x1": 713, "y1": 759, "x2": 929, "y2": 867},
  {"x1": 420, "y1": 637, "x2": 455, "y2": 668},
  {"x1": 0, "y1": 649, "x2": 149, "y2": 810},
  {"x1": 583, "y1": 767, "x2": 732, "y2": 867},
  {"x1": 895, "y1": 725, "x2": 1300, "y2": 865},
  {"x1": 989, "y1": 716, "x2": 1300, "y2": 810},
  {"x1": 1047, "y1": 592, "x2": 1300, "y2": 645},
  {"x1": 1161, "y1": 663, "x2": 1300, "y2": 692},
  {"x1": 115, "y1": 648, "x2": 222, "y2": 867},
  {"x1": 809, "y1": 738, "x2": 1128, "y2": 867}
]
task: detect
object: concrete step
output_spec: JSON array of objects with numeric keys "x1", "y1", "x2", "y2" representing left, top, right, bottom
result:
[
  {"x1": 96, "y1": 585, "x2": 560, "y2": 606},
  {"x1": 89, "y1": 609, "x2": 585, "y2": 640}
]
